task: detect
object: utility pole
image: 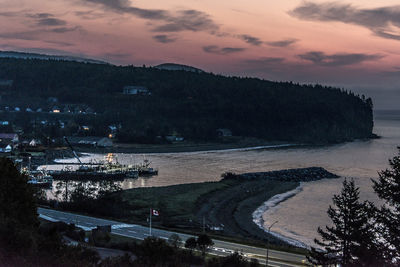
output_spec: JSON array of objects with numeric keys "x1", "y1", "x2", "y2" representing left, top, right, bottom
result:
[
  {"x1": 202, "y1": 216, "x2": 205, "y2": 233},
  {"x1": 149, "y1": 208, "x2": 152, "y2": 236},
  {"x1": 266, "y1": 221, "x2": 278, "y2": 267}
]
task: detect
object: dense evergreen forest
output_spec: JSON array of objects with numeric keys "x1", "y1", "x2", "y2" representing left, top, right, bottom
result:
[{"x1": 0, "y1": 57, "x2": 374, "y2": 143}]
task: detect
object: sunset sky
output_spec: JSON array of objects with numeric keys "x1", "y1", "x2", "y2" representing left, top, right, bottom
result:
[{"x1": 1, "y1": 0, "x2": 400, "y2": 108}]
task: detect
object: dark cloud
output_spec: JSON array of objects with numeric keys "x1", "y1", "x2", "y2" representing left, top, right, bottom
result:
[
  {"x1": 239, "y1": 34, "x2": 263, "y2": 46},
  {"x1": 203, "y1": 45, "x2": 245, "y2": 55},
  {"x1": 290, "y1": 2, "x2": 400, "y2": 41},
  {"x1": 152, "y1": 34, "x2": 177, "y2": 43},
  {"x1": 153, "y1": 10, "x2": 219, "y2": 33},
  {"x1": 83, "y1": 0, "x2": 169, "y2": 20},
  {"x1": 0, "y1": 11, "x2": 20, "y2": 17},
  {"x1": 51, "y1": 26, "x2": 80, "y2": 33},
  {"x1": 0, "y1": 31, "x2": 39, "y2": 41},
  {"x1": 36, "y1": 18, "x2": 67, "y2": 26},
  {"x1": 26, "y1": 13, "x2": 68, "y2": 27},
  {"x1": 29, "y1": 13, "x2": 53, "y2": 19},
  {"x1": 81, "y1": 0, "x2": 219, "y2": 33},
  {"x1": 0, "y1": 26, "x2": 81, "y2": 42},
  {"x1": 266, "y1": 38, "x2": 297, "y2": 47},
  {"x1": 75, "y1": 10, "x2": 107, "y2": 20},
  {"x1": 44, "y1": 40, "x2": 74, "y2": 46},
  {"x1": 298, "y1": 51, "x2": 383, "y2": 67}
]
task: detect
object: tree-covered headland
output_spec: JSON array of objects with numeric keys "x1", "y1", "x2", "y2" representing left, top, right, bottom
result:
[{"x1": 0, "y1": 57, "x2": 374, "y2": 144}]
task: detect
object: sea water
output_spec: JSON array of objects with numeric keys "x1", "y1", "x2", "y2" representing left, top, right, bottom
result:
[{"x1": 51, "y1": 110, "x2": 400, "y2": 247}]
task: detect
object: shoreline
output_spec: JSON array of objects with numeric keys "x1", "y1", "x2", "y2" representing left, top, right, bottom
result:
[
  {"x1": 75, "y1": 141, "x2": 303, "y2": 155},
  {"x1": 252, "y1": 184, "x2": 309, "y2": 248},
  {"x1": 37, "y1": 143, "x2": 300, "y2": 168},
  {"x1": 58, "y1": 143, "x2": 299, "y2": 159}
]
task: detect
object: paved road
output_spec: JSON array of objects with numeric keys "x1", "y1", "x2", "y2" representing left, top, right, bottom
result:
[{"x1": 38, "y1": 208, "x2": 308, "y2": 267}]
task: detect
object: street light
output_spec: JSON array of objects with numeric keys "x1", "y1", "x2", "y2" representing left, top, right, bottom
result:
[{"x1": 266, "y1": 220, "x2": 278, "y2": 267}]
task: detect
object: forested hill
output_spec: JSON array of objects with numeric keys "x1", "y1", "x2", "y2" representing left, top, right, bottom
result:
[{"x1": 0, "y1": 57, "x2": 374, "y2": 143}]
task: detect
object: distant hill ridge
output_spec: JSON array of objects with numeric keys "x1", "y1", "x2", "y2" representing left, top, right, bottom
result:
[
  {"x1": 0, "y1": 51, "x2": 108, "y2": 65},
  {"x1": 155, "y1": 63, "x2": 204, "y2": 73}
]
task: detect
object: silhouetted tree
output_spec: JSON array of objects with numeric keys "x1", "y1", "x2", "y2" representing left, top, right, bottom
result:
[
  {"x1": 197, "y1": 234, "x2": 214, "y2": 256},
  {"x1": 185, "y1": 237, "x2": 197, "y2": 253},
  {"x1": 0, "y1": 158, "x2": 38, "y2": 251},
  {"x1": 136, "y1": 237, "x2": 174, "y2": 266},
  {"x1": 207, "y1": 251, "x2": 258, "y2": 267},
  {"x1": 372, "y1": 147, "x2": 400, "y2": 263},
  {"x1": 308, "y1": 179, "x2": 379, "y2": 266}
]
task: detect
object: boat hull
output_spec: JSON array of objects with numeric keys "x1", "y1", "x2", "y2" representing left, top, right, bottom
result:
[{"x1": 50, "y1": 171, "x2": 129, "y2": 181}]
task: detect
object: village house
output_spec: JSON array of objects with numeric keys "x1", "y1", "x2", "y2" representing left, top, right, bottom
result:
[
  {"x1": 66, "y1": 136, "x2": 113, "y2": 148},
  {"x1": 81, "y1": 125, "x2": 90, "y2": 131},
  {"x1": 108, "y1": 125, "x2": 118, "y2": 139},
  {"x1": 123, "y1": 86, "x2": 151, "y2": 95},
  {"x1": 216, "y1": 128, "x2": 233, "y2": 137},
  {"x1": 29, "y1": 139, "x2": 42, "y2": 147},
  {"x1": 108, "y1": 125, "x2": 117, "y2": 133},
  {"x1": 0, "y1": 133, "x2": 19, "y2": 144},
  {"x1": 0, "y1": 133, "x2": 19, "y2": 152},
  {"x1": 51, "y1": 106, "x2": 61, "y2": 113},
  {"x1": 165, "y1": 135, "x2": 184, "y2": 142}
]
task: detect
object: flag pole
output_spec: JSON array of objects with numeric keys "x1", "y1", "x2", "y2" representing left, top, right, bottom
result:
[{"x1": 149, "y1": 208, "x2": 152, "y2": 236}]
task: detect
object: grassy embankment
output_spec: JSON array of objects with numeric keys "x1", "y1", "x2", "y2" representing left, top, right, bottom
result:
[
  {"x1": 109, "y1": 176, "x2": 301, "y2": 251},
  {"x1": 49, "y1": 168, "x2": 336, "y2": 254}
]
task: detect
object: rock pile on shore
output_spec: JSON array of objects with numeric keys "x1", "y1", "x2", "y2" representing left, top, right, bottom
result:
[{"x1": 239, "y1": 167, "x2": 339, "y2": 182}]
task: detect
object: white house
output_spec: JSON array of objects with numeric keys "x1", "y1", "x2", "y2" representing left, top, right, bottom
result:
[{"x1": 4, "y1": 145, "x2": 12, "y2": 153}]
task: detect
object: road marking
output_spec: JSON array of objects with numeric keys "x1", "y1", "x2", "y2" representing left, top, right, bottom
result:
[{"x1": 112, "y1": 224, "x2": 135, "y2": 229}]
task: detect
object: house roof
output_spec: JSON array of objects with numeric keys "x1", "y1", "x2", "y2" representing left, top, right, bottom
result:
[
  {"x1": 0, "y1": 133, "x2": 18, "y2": 139},
  {"x1": 67, "y1": 136, "x2": 108, "y2": 143}
]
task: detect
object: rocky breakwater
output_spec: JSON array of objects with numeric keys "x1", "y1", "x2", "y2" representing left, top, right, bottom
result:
[{"x1": 238, "y1": 167, "x2": 339, "y2": 182}]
